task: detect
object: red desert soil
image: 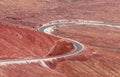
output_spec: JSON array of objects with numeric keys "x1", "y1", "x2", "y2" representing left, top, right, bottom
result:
[
  {"x1": 0, "y1": 24, "x2": 74, "y2": 60},
  {"x1": 0, "y1": 0, "x2": 120, "y2": 29},
  {"x1": 0, "y1": 0, "x2": 120, "y2": 77},
  {"x1": 53, "y1": 25, "x2": 120, "y2": 77},
  {"x1": 0, "y1": 63, "x2": 66, "y2": 77}
]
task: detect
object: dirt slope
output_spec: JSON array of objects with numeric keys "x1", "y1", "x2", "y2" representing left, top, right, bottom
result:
[
  {"x1": 52, "y1": 25, "x2": 120, "y2": 77},
  {"x1": 0, "y1": 0, "x2": 120, "y2": 29},
  {"x1": 0, "y1": 63, "x2": 66, "y2": 77},
  {"x1": 0, "y1": 0, "x2": 120, "y2": 77},
  {"x1": 0, "y1": 24, "x2": 74, "y2": 60}
]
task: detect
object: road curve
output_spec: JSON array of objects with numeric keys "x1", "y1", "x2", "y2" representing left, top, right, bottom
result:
[
  {"x1": 0, "y1": 19, "x2": 119, "y2": 66},
  {"x1": 38, "y1": 22, "x2": 84, "y2": 58}
]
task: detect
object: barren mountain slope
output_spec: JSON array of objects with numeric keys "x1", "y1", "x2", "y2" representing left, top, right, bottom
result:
[
  {"x1": 52, "y1": 25, "x2": 120, "y2": 77},
  {"x1": 0, "y1": 24, "x2": 74, "y2": 59},
  {"x1": 0, "y1": 0, "x2": 120, "y2": 29}
]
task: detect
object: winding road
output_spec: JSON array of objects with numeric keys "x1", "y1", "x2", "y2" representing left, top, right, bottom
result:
[{"x1": 0, "y1": 19, "x2": 119, "y2": 67}]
